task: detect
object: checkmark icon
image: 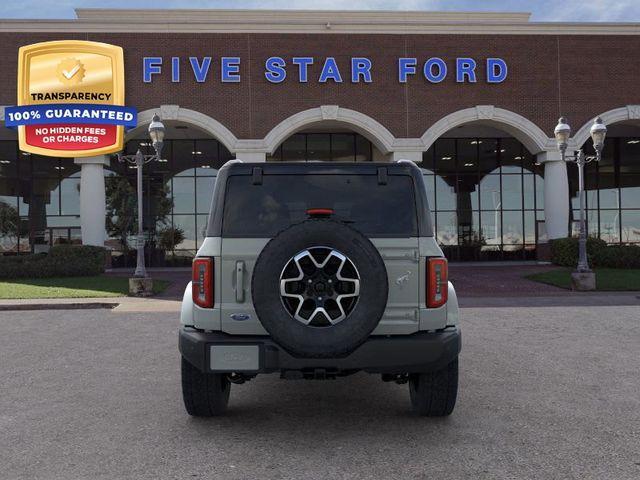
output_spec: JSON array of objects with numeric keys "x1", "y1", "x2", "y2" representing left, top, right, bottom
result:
[{"x1": 62, "y1": 64, "x2": 80, "y2": 79}]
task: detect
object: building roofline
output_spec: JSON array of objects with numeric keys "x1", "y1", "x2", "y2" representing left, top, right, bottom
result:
[{"x1": 0, "y1": 9, "x2": 638, "y2": 35}]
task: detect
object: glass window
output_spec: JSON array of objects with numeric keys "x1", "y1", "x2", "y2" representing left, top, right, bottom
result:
[
  {"x1": 479, "y1": 175, "x2": 501, "y2": 211},
  {"x1": 481, "y1": 210, "x2": 501, "y2": 246},
  {"x1": 599, "y1": 210, "x2": 620, "y2": 243},
  {"x1": 306, "y1": 134, "x2": 331, "y2": 162},
  {"x1": 502, "y1": 211, "x2": 524, "y2": 247},
  {"x1": 172, "y1": 177, "x2": 195, "y2": 214},
  {"x1": 620, "y1": 174, "x2": 640, "y2": 209},
  {"x1": 196, "y1": 214, "x2": 209, "y2": 246},
  {"x1": 0, "y1": 141, "x2": 18, "y2": 177},
  {"x1": 60, "y1": 177, "x2": 80, "y2": 215},
  {"x1": 355, "y1": 134, "x2": 372, "y2": 162},
  {"x1": 524, "y1": 210, "x2": 536, "y2": 245},
  {"x1": 282, "y1": 134, "x2": 306, "y2": 162},
  {"x1": 173, "y1": 140, "x2": 195, "y2": 176},
  {"x1": 621, "y1": 210, "x2": 640, "y2": 243},
  {"x1": 422, "y1": 147, "x2": 435, "y2": 171},
  {"x1": 31, "y1": 155, "x2": 59, "y2": 178},
  {"x1": 455, "y1": 176, "x2": 479, "y2": 210},
  {"x1": 222, "y1": 174, "x2": 418, "y2": 237},
  {"x1": 331, "y1": 134, "x2": 355, "y2": 162},
  {"x1": 196, "y1": 176, "x2": 216, "y2": 214},
  {"x1": 172, "y1": 214, "x2": 196, "y2": 250},
  {"x1": 436, "y1": 211, "x2": 458, "y2": 245},
  {"x1": 457, "y1": 138, "x2": 478, "y2": 173},
  {"x1": 502, "y1": 175, "x2": 523, "y2": 210},
  {"x1": 435, "y1": 175, "x2": 456, "y2": 211},
  {"x1": 523, "y1": 174, "x2": 536, "y2": 210},
  {"x1": 500, "y1": 138, "x2": 523, "y2": 174},
  {"x1": 434, "y1": 139, "x2": 456, "y2": 176},
  {"x1": 477, "y1": 139, "x2": 498, "y2": 174},
  {"x1": 619, "y1": 138, "x2": 640, "y2": 174}
]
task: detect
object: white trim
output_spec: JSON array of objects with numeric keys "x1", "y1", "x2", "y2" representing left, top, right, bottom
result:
[
  {"x1": 572, "y1": 105, "x2": 640, "y2": 148},
  {"x1": 421, "y1": 105, "x2": 553, "y2": 154},
  {"x1": 127, "y1": 106, "x2": 239, "y2": 153},
  {"x1": 0, "y1": 10, "x2": 639, "y2": 35},
  {"x1": 263, "y1": 106, "x2": 396, "y2": 155}
]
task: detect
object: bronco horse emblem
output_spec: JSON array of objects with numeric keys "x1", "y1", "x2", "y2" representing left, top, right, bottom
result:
[{"x1": 395, "y1": 270, "x2": 412, "y2": 286}]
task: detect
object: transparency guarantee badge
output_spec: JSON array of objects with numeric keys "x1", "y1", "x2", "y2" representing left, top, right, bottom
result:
[{"x1": 5, "y1": 40, "x2": 136, "y2": 157}]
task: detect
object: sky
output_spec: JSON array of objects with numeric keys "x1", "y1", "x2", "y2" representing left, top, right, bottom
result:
[{"x1": 0, "y1": 0, "x2": 639, "y2": 22}]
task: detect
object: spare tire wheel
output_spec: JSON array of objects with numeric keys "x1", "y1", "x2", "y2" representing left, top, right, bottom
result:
[{"x1": 251, "y1": 219, "x2": 388, "y2": 358}]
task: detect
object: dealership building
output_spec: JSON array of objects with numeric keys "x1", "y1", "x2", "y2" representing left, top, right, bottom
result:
[{"x1": 0, "y1": 9, "x2": 639, "y2": 263}]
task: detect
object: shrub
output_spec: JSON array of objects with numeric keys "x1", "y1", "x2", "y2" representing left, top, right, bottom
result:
[
  {"x1": 550, "y1": 237, "x2": 640, "y2": 268},
  {"x1": 0, "y1": 245, "x2": 106, "y2": 279}
]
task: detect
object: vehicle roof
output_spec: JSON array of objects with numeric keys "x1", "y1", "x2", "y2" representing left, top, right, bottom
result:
[{"x1": 222, "y1": 161, "x2": 421, "y2": 175}]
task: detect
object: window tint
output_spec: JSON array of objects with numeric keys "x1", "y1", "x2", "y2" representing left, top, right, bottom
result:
[{"x1": 222, "y1": 174, "x2": 418, "y2": 237}]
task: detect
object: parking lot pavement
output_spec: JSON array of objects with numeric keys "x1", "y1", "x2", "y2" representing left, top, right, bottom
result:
[{"x1": 1, "y1": 307, "x2": 639, "y2": 480}]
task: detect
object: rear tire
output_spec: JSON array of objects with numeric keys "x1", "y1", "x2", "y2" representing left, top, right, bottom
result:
[
  {"x1": 181, "y1": 358, "x2": 230, "y2": 417},
  {"x1": 409, "y1": 358, "x2": 458, "y2": 416}
]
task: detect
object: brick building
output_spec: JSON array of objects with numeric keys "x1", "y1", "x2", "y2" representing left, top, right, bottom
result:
[{"x1": 0, "y1": 9, "x2": 639, "y2": 263}]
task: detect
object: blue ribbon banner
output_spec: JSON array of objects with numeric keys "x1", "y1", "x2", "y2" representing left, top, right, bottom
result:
[{"x1": 4, "y1": 104, "x2": 137, "y2": 128}]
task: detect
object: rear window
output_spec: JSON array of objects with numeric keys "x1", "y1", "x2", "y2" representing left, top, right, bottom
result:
[{"x1": 222, "y1": 174, "x2": 418, "y2": 237}]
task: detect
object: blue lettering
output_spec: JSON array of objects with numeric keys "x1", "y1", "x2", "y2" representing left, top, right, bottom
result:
[
  {"x1": 221, "y1": 57, "x2": 241, "y2": 83},
  {"x1": 292, "y1": 57, "x2": 313, "y2": 82},
  {"x1": 456, "y1": 58, "x2": 477, "y2": 83},
  {"x1": 319, "y1": 57, "x2": 342, "y2": 83},
  {"x1": 424, "y1": 58, "x2": 447, "y2": 83},
  {"x1": 189, "y1": 57, "x2": 211, "y2": 83},
  {"x1": 398, "y1": 58, "x2": 417, "y2": 83},
  {"x1": 398, "y1": 58, "x2": 418, "y2": 83},
  {"x1": 351, "y1": 57, "x2": 372, "y2": 83},
  {"x1": 487, "y1": 58, "x2": 508, "y2": 83},
  {"x1": 143, "y1": 57, "x2": 162, "y2": 83},
  {"x1": 265, "y1": 56, "x2": 286, "y2": 83},
  {"x1": 171, "y1": 57, "x2": 180, "y2": 83}
]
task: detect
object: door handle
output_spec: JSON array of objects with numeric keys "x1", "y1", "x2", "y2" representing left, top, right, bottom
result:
[{"x1": 235, "y1": 261, "x2": 245, "y2": 302}]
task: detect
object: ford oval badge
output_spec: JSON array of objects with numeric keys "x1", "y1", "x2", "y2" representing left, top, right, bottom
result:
[{"x1": 230, "y1": 313, "x2": 251, "y2": 321}]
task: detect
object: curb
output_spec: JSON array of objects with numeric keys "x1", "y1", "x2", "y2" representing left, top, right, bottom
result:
[{"x1": 0, "y1": 302, "x2": 119, "y2": 311}]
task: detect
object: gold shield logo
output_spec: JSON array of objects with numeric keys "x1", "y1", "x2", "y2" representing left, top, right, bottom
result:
[{"x1": 16, "y1": 40, "x2": 126, "y2": 157}]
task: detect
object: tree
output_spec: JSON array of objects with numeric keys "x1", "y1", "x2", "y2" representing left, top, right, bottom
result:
[
  {"x1": 105, "y1": 176, "x2": 173, "y2": 252},
  {"x1": 0, "y1": 201, "x2": 21, "y2": 250}
]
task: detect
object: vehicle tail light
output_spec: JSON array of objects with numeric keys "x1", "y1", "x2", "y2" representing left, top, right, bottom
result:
[
  {"x1": 192, "y1": 257, "x2": 214, "y2": 308},
  {"x1": 306, "y1": 208, "x2": 334, "y2": 217},
  {"x1": 427, "y1": 258, "x2": 448, "y2": 308}
]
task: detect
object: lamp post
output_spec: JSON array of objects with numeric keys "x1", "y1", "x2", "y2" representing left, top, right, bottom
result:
[
  {"x1": 117, "y1": 114, "x2": 165, "y2": 286},
  {"x1": 553, "y1": 116, "x2": 607, "y2": 289}
]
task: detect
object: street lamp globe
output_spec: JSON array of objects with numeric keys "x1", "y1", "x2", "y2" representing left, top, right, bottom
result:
[
  {"x1": 148, "y1": 113, "x2": 165, "y2": 155},
  {"x1": 554, "y1": 117, "x2": 571, "y2": 153},
  {"x1": 590, "y1": 116, "x2": 607, "y2": 154}
]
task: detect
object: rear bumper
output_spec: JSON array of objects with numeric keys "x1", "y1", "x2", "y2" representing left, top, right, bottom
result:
[{"x1": 179, "y1": 327, "x2": 461, "y2": 375}]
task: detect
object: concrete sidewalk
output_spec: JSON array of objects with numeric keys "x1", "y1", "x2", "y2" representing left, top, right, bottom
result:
[
  {"x1": 1, "y1": 291, "x2": 638, "y2": 312},
  {"x1": 1, "y1": 264, "x2": 637, "y2": 312}
]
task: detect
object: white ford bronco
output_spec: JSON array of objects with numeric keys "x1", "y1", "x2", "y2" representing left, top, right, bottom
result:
[{"x1": 179, "y1": 160, "x2": 461, "y2": 416}]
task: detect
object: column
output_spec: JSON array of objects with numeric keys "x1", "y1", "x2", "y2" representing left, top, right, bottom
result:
[
  {"x1": 538, "y1": 151, "x2": 569, "y2": 239},
  {"x1": 391, "y1": 150, "x2": 423, "y2": 163},
  {"x1": 234, "y1": 151, "x2": 266, "y2": 162},
  {"x1": 74, "y1": 155, "x2": 109, "y2": 246}
]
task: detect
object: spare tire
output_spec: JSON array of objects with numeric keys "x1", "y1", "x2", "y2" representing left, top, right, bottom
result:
[{"x1": 252, "y1": 219, "x2": 388, "y2": 358}]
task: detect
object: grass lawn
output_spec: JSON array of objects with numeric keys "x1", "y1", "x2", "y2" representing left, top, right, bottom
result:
[
  {"x1": 526, "y1": 268, "x2": 640, "y2": 291},
  {"x1": 0, "y1": 276, "x2": 170, "y2": 299}
]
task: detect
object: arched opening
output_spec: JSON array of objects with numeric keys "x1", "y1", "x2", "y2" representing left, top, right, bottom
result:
[
  {"x1": 266, "y1": 122, "x2": 385, "y2": 162},
  {"x1": 107, "y1": 120, "x2": 234, "y2": 267},
  {"x1": 570, "y1": 120, "x2": 640, "y2": 245},
  {"x1": 422, "y1": 123, "x2": 545, "y2": 261},
  {"x1": 0, "y1": 126, "x2": 84, "y2": 255},
  {"x1": 263, "y1": 106, "x2": 395, "y2": 161}
]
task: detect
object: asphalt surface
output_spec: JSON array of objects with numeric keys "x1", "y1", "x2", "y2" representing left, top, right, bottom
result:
[{"x1": 1, "y1": 306, "x2": 639, "y2": 480}]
